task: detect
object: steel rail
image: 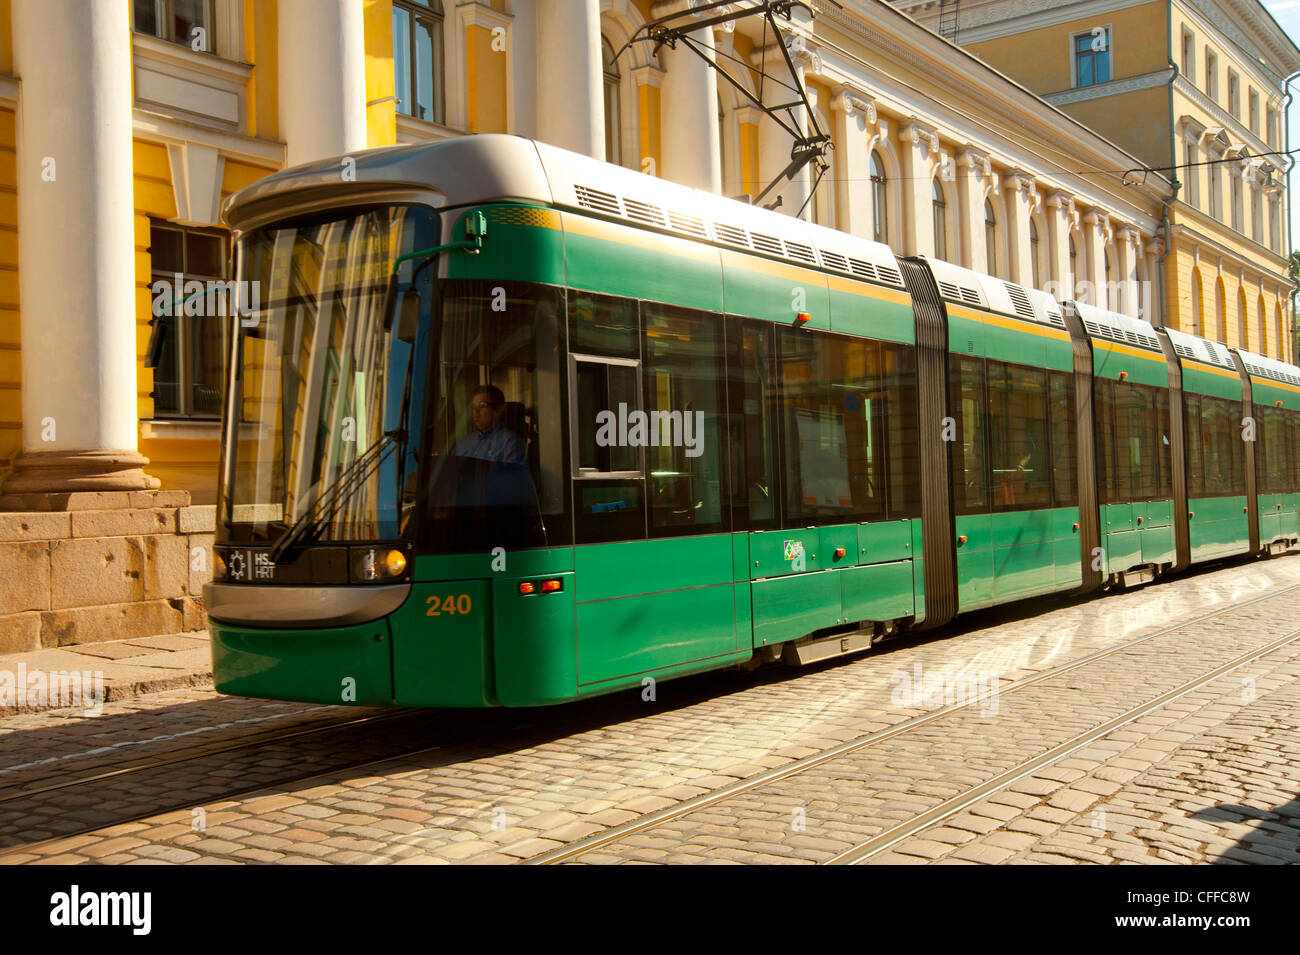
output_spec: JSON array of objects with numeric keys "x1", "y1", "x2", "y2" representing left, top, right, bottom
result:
[{"x1": 526, "y1": 580, "x2": 1300, "y2": 864}]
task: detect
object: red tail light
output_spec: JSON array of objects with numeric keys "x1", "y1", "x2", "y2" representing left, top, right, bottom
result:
[{"x1": 541, "y1": 579, "x2": 563, "y2": 593}]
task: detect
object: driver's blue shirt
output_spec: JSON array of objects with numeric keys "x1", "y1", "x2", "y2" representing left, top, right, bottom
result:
[{"x1": 452, "y1": 424, "x2": 526, "y2": 465}]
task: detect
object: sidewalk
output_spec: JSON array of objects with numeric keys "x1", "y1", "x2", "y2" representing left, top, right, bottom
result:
[{"x1": 0, "y1": 631, "x2": 212, "y2": 715}]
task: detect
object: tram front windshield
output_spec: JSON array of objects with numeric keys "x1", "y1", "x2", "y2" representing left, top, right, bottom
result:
[
  {"x1": 221, "y1": 203, "x2": 440, "y2": 545},
  {"x1": 220, "y1": 204, "x2": 569, "y2": 554}
]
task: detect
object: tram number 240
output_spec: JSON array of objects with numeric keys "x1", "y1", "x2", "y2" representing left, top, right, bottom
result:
[{"x1": 426, "y1": 594, "x2": 473, "y2": 616}]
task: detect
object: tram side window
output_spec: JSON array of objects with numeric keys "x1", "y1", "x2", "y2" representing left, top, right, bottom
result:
[
  {"x1": 1184, "y1": 393, "x2": 1205, "y2": 497},
  {"x1": 1187, "y1": 394, "x2": 1245, "y2": 497},
  {"x1": 1115, "y1": 382, "x2": 1156, "y2": 501},
  {"x1": 949, "y1": 355, "x2": 990, "y2": 515},
  {"x1": 1094, "y1": 379, "x2": 1121, "y2": 504},
  {"x1": 776, "y1": 328, "x2": 887, "y2": 525},
  {"x1": 987, "y1": 360, "x2": 1052, "y2": 511},
  {"x1": 1259, "y1": 405, "x2": 1294, "y2": 494},
  {"x1": 1049, "y1": 371, "x2": 1078, "y2": 508},
  {"x1": 1155, "y1": 388, "x2": 1173, "y2": 500},
  {"x1": 883, "y1": 342, "x2": 922, "y2": 518},
  {"x1": 422, "y1": 281, "x2": 570, "y2": 552},
  {"x1": 569, "y1": 293, "x2": 647, "y2": 544},
  {"x1": 642, "y1": 304, "x2": 726, "y2": 537},
  {"x1": 724, "y1": 319, "x2": 778, "y2": 531}
]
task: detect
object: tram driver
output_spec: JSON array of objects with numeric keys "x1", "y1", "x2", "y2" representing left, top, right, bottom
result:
[{"x1": 451, "y1": 384, "x2": 527, "y2": 465}]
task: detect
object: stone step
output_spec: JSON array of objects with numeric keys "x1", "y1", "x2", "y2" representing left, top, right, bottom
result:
[{"x1": 0, "y1": 598, "x2": 207, "y2": 654}]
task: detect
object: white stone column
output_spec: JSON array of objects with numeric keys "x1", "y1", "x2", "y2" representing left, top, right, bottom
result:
[
  {"x1": 656, "y1": 1, "x2": 721, "y2": 193},
  {"x1": 536, "y1": 0, "x2": 603, "y2": 158},
  {"x1": 1115, "y1": 227, "x2": 1140, "y2": 317},
  {"x1": 278, "y1": 0, "x2": 367, "y2": 165},
  {"x1": 900, "y1": 122, "x2": 937, "y2": 256},
  {"x1": 956, "y1": 148, "x2": 989, "y2": 271},
  {"x1": 1080, "y1": 210, "x2": 1109, "y2": 307},
  {"x1": 830, "y1": 90, "x2": 873, "y2": 239},
  {"x1": 2, "y1": 0, "x2": 156, "y2": 497},
  {"x1": 1044, "y1": 191, "x2": 1075, "y2": 300},
  {"x1": 1002, "y1": 172, "x2": 1034, "y2": 287}
]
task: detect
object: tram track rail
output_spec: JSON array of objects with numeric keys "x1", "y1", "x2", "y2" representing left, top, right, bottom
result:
[
  {"x1": 526, "y1": 580, "x2": 1300, "y2": 865},
  {"x1": 0, "y1": 707, "x2": 530, "y2": 857},
  {"x1": 825, "y1": 626, "x2": 1300, "y2": 864}
]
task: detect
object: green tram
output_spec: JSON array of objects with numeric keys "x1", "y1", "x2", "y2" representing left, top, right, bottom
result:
[{"x1": 206, "y1": 135, "x2": 1300, "y2": 708}]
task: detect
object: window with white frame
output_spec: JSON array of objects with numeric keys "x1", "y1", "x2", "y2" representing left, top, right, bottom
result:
[
  {"x1": 932, "y1": 179, "x2": 948, "y2": 261},
  {"x1": 1231, "y1": 168, "x2": 1243, "y2": 232},
  {"x1": 147, "y1": 220, "x2": 229, "y2": 418},
  {"x1": 603, "y1": 36, "x2": 622, "y2": 166},
  {"x1": 1073, "y1": 28, "x2": 1111, "y2": 88},
  {"x1": 1249, "y1": 88, "x2": 1260, "y2": 134},
  {"x1": 133, "y1": 0, "x2": 215, "y2": 51},
  {"x1": 1207, "y1": 147, "x2": 1222, "y2": 220},
  {"x1": 984, "y1": 200, "x2": 999, "y2": 277},
  {"x1": 871, "y1": 151, "x2": 889, "y2": 245},
  {"x1": 1183, "y1": 139, "x2": 1199, "y2": 208},
  {"x1": 393, "y1": 0, "x2": 445, "y2": 125},
  {"x1": 1181, "y1": 28, "x2": 1195, "y2": 83},
  {"x1": 1228, "y1": 70, "x2": 1240, "y2": 119},
  {"x1": 1204, "y1": 49, "x2": 1218, "y2": 100},
  {"x1": 1251, "y1": 182, "x2": 1263, "y2": 242}
]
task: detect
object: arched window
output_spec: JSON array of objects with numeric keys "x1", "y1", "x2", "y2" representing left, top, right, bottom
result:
[
  {"x1": 718, "y1": 94, "x2": 727, "y2": 193},
  {"x1": 1069, "y1": 235, "x2": 1078, "y2": 294},
  {"x1": 1030, "y1": 218, "x2": 1041, "y2": 289},
  {"x1": 603, "y1": 37, "x2": 621, "y2": 166},
  {"x1": 1104, "y1": 250, "x2": 1114, "y2": 308},
  {"x1": 984, "y1": 200, "x2": 998, "y2": 276},
  {"x1": 1190, "y1": 268, "x2": 1202, "y2": 336},
  {"x1": 932, "y1": 180, "x2": 948, "y2": 261},
  {"x1": 1215, "y1": 278, "x2": 1227, "y2": 342},
  {"x1": 393, "y1": 0, "x2": 445, "y2": 125},
  {"x1": 1258, "y1": 295, "x2": 1268, "y2": 355},
  {"x1": 1239, "y1": 286, "x2": 1249, "y2": 349},
  {"x1": 870, "y1": 151, "x2": 889, "y2": 244}
]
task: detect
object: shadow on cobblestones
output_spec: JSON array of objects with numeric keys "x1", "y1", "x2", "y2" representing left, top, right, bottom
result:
[{"x1": 1194, "y1": 799, "x2": 1300, "y2": 864}]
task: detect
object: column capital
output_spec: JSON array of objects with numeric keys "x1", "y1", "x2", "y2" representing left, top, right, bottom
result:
[
  {"x1": 631, "y1": 62, "x2": 667, "y2": 88},
  {"x1": 901, "y1": 120, "x2": 939, "y2": 153},
  {"x1": 831, "y1": 87, "x2": 875, "y2": 123}
]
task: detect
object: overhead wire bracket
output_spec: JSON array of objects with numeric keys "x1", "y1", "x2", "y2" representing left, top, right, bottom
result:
[{"x1": 610, "y1": 0, "x2": 838, "y2": 212}]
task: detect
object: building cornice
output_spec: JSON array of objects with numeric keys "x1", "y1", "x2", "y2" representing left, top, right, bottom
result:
[
  {"x1": 1042, "y1": 68, "x2": 1172, "y2": 107},
  {"x1": 811, "y1": 0, "x2": 1171, "y2": 227}
]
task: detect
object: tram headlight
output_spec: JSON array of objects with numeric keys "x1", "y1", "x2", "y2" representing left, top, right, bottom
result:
[
  {"x1": 350, "y1": 547, "x2": 408, "y2": 582},
  {"x1": 213, "y1": 553, "x2": 227, "y2": 580}
]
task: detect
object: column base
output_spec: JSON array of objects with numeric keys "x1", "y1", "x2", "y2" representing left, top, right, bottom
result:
[{"x1": 0, "y1": 450, "x2": 162, "y2": 507}]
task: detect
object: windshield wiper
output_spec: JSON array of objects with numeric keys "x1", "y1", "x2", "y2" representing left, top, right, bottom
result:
[{"x1": 268, "y1": 430, "x2": 406, "y2": 563}]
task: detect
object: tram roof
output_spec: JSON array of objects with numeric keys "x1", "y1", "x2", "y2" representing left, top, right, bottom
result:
[
  {"x1": 1163, "y1": 326, "x2": 1240, "y2": 371},
  {"x1": 1066, "y1": 301, "x2": 1163, "y2": 353},
  {"x1": 925, "y1": 257, "x2": 1064, "y2": 329},
  {"x1": 1234, "y1": 347, "x2": 1300, "y2": 387},
  {"x1": 222, "y1": 133, "x2": 906, "y2": 286}
]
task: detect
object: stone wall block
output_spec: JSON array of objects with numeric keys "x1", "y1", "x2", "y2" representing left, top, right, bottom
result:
[
  {"x1": 130, "y1": 490, "x2": 191, "y2": 508},
  {"x1": 143, "y1": 533, "x2": 191, "y2": 599},
  {"x1": 178, "y1": 505, "x2": 216, "y2": 534},
  {"x1": 0, "y1": 512, "x2": 72, "y2": 542},
  {"x1": 0, "y1": 540, "x2": 52, "y2": 614},
  {"x1": 71, "y1": 508, "x2": 176, "y2": 538},
  {"x1": 188, "y1": 533, "x2": 214, "y2": 596},
  {"x1": 0, "y1": 611, "x2": 42, "y2": 654},
  {"x1": 40, "y1": 600, "x2": 184, "y2": 647},
  {"x1": 49, "y1": 536, "x2": 147, "y2": 609}
]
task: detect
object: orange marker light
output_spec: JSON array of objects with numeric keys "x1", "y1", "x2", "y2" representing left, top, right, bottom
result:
[
  {"x1": 833, "y1": 547, "x2": 847, "y2": 560},
  {"x1": 1118, "y1": 371, "x2": 1128, "y2": 380},
  {"x1": 795, "y1": 312, "x2": 812, "y2": 325},
  {"x1": 1278, "y1": 401, "x2": 1285, "y2": 407},
  {"x1": 518, "y1": 581, "x2": 536, "y2": 595},
  {"x1": 541, "y1": 579, "x2": 563, "y2": 593}
]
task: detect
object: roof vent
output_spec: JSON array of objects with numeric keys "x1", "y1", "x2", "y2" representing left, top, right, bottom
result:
[
  {"x1": 574, "y1": 184, "x2": 620, "y2": 217},
  {"x1": 750, "y1": 232, "x2": 784, "y2": 257},
  {"x1": 785, "y1": 240, "x2": 816, "y2": 265},
  {"x1": 820, "y1": 250, "x2": 849, "y2": 272},
  {"x1": 714, "y1": 223, "x2": 749, "y2": 248},
  {"x1": 668, "y1": 211, "x2": 708, "y2": 239},
  {"x1": 1004, "y1": 283, "x2": 1035, "y2": 320},
  {"x1": 622, "y1": 197, "x2": 665, "y2": 229}
]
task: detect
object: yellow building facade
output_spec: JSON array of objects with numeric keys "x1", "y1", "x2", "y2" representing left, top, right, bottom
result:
[
  {"x1": 896, "y1": 0, "x2": 1300, "y2": 362},
  {"x1": 0, "y1": 0, "x2": 1202, "y2": 508}
]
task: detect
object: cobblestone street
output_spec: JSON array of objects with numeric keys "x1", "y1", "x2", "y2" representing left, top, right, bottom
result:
[{"x1": 3, "y1": 555, "x2": 1299, "y2": 865}]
